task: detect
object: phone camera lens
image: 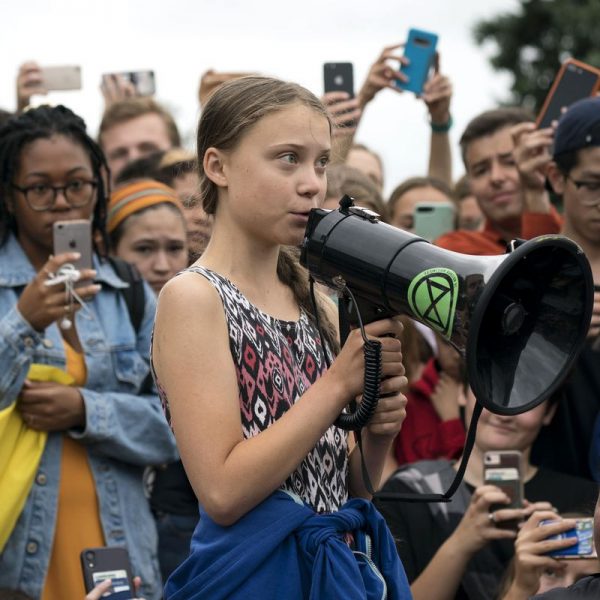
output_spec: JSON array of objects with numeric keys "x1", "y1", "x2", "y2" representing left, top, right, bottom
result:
[{"x1": 85, "y1": 551, "x2": 95, "y2": 562}]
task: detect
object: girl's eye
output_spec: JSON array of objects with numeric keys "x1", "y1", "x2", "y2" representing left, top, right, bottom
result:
[
  {"x1": 167, "y1": 244, "x2": 185, "y2": 254},
  {"x1": 281, "y1": 153, "x2": 298, "y2": 164},
  {"x1": 134, "y1": 246, "x2": 154, "y2": 255},
  {"x1": 316, "y1": 156, "x2": 329, "y2": 170}
]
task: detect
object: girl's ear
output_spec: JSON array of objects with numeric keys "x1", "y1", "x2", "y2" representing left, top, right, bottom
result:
[
  {"x1": 3, "y1": 189, "x2": 15, "y2": 215},
  {"x1": 203, "y1": 148, "x2": 228, "y2": 188}
]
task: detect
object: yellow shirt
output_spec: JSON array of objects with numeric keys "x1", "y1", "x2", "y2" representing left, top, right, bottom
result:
[{"x1": 42, "y1": 341, "x2": 105, "y2": 600}]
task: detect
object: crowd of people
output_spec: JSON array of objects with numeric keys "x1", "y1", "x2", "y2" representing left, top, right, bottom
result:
[{"x1": 0, "y1": 41, "x2": 599, "y2": 600}]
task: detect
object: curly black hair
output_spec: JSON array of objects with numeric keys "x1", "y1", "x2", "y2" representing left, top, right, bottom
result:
[{"x1": 0, "y1": 105, "x2": 110, "y2": 253}]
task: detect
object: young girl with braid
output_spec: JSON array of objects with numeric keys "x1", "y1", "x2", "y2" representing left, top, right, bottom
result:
[
  {"x1": 152, "y1": 76, "x2": 411, "y2": 598},
  {"x1": 0, "y1": 106, "x2": 177, "y2": 599}
]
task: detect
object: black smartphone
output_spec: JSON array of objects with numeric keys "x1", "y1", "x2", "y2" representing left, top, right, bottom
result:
[
  {"x1": 323, "y1": 62, "x2": 354, "y2": 97},
  {"x1": 52, "y1": 220, "x2": 93, "y2": 287},
  {"x1": 81, "y1": 547, "x2": 136, "y2": 599},
  {"x1": 536, "y1": 59, "x2": 600, "y2": 129},
  {"x1": 483, "y1": 450, "x2": 524, "y2": 531}
]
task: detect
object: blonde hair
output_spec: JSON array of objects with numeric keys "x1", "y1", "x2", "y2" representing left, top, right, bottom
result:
[{"x1": 196, "y1": 76, "x2": 339, "y2": 354}]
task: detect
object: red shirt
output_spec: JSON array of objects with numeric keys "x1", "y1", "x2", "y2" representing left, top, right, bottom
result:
[
  {"x1": 394, "y1": 358, "x2": 465, "y2": 466},
  {"x1": 435, "y1": 209, "x2": 563, "y2": 255}
]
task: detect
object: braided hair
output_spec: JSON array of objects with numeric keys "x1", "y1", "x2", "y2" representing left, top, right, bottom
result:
[{"x1": 0, "y1": 105, "x2": 110, "y2": 253}]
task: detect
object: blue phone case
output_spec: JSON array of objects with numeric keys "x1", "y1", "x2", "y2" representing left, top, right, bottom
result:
[
  {"x1": 542, "y1": 518, "x2": 595, "y2": 557},
  {"x1": 397, "y1": 29, "x2": 439, "y2": 95}
]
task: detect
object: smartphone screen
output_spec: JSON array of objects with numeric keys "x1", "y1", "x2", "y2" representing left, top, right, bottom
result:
[{"x1": 537, "y1": 60, "x2": 600, "y2": 129}]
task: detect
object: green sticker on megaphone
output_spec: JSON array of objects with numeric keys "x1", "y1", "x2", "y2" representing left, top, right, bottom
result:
[{"x1": 407, "y1": 268, "x2": 459, "y2": 338}]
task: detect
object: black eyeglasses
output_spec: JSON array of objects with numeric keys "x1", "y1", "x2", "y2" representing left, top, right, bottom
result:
[
  {"x1": 566, "y1": 175, "x2": 600, "y2": 207},
  {"x1": 11, "y1": 180, "x2": 98, "y2": 212}
]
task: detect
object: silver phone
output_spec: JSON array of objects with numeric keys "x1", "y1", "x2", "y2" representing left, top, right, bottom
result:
[
  {"x1": 52, "y1": 220, "x2": 93, "y2": 286},
  {"x1": 41, "y1": 65, "x2": 82, "y2": 91}
]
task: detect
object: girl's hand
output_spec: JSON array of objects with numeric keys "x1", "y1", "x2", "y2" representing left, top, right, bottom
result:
[
  {"x1": 18, "y1": 381, "x2": 86, "y2": 431},
  {"x1": 327, "y1": 318, "x2": 405, "y2": 409},
  {"x1": 17, "y1": 252, "x2": 99, "y2": 332}
]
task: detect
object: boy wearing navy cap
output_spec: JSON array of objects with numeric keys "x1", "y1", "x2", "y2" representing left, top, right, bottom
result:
[{"x1": 532, "y1": 96, "x2": 600, "y2": 482}]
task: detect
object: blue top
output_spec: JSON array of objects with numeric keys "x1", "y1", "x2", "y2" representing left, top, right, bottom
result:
[
  {"x1": 0, "y1": 233, "x2": 178, "y2": 600},
  {"x1": 165, "y1": 490, "x2": 412, "y2": 600}
]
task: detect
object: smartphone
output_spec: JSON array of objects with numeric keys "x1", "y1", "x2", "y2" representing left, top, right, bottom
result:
[
  {"x1": 104, "y1": 70, "x2": 156, "y2": 96},
  {"x1": 41, "y1": 65, "x2": 82, "y2": 91},
  {"x1": 397, "y1": 29, "x2": 438, "y2": 95},
  {"x1": 483, "y1": 450, "x2": 524, "y2": 530},
  {"x1": 53, "y1": 220, "x2": 93, "y2": 287},
  {"x1": 80, "y1": 547, "x2": 136, "y2": 599},
  {"x1": 413, "y1": 202, "x2": 456, "y2": 241},
  {"x1": 543, "y1": 517, "x2": 597, "y2": 559},
  {"x1": 323, "y1": 62, "x2": 354, "y2": 97},
  {"x1": 536, "y1": 58, "x2": 600, "y2": 129}
]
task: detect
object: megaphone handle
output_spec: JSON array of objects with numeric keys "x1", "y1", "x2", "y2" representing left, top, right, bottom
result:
[{"x1": 374, "y1": 402, "x2": 483, "y2": 503}]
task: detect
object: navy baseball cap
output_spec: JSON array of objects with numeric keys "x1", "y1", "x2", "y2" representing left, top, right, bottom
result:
[{"x1": 553, "y1": 96, "x2": 600, "y2": 158}]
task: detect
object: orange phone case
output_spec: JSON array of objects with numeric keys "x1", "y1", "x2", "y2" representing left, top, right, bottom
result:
[{"x1": 536, "y1": 58, "x2": 600, "y2": 128}]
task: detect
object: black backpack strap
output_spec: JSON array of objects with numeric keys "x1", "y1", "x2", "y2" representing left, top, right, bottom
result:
[{"x1": 107, "y1": 256, "x2": 146, "y2": 334}]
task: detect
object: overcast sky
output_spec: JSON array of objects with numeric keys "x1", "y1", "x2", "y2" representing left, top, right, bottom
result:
[{"x1": 1, "y1": 0, "x2": 519, "y2": 196}]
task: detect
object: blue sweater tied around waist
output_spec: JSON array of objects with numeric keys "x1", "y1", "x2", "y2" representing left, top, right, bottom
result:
[{"x1": 165, "y1": 490, "x2": 411, "y2": 599}]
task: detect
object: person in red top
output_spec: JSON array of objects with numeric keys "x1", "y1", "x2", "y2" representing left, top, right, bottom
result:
[
  {"x1": 394, "y1": 334, "x2": 466, "y2": 465},
  {"x1": 435, "y1": 107, "x2": 562, "y2": 255}
]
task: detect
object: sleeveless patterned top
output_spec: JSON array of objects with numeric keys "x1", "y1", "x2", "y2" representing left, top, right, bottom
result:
[{"x1": 157, "y1": 266, "x2": 349, "y2": 513}]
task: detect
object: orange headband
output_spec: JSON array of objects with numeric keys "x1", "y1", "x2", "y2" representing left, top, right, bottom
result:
[{"x1": 107, "y1": 179, "x2": 183, "y2": 233}]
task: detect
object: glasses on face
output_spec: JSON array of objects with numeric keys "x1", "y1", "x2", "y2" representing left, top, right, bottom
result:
[
  {"x1": 11, "y1": 180, "x2": 98, "y2": 212},
  {"x1": 567, "y1": 175, "x2": 600, "y2": 207}
]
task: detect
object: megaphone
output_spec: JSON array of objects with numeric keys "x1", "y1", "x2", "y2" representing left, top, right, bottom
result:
[{"x1": 301, "y1": 197, "x2": 594, "y2": 420}]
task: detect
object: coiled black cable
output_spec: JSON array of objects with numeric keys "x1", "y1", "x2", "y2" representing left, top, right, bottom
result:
[{"x1": 309, "y1": 279, "x2": 383, "y2": 431}]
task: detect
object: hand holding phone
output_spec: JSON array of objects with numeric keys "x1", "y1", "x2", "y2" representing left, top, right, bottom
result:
[
  {"x1": 542, "y1": 517, "x2": 597, "y2": 559},
  {"x1": 81, "y1": 547, "x2": 136, "y2": 599},
  {"x1": 101, "y1": 71, "x2": 155, "y2": 106},
  {"x1": 483, "y1": 450, "x2": 524, "y2": 530},
  {"x1": 323, "y1": 63, "x2": 359, "y2": 129},
  {"x1": 396, "y1": 29, "x2": 439, "y2": 95}
]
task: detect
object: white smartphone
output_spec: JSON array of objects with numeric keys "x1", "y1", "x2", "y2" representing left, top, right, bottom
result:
[{"x1": 41, "y1": 65, "x2": 82, "y2": 91}]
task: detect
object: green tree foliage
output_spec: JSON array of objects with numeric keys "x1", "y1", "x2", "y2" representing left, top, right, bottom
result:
[{"x1": 474, "y1": 0, "x2": 600, "y2": 110}]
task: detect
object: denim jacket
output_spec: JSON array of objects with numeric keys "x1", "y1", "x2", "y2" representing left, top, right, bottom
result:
[{"x1": 0, "y1": 234, "x2": 178, "y2": 600}]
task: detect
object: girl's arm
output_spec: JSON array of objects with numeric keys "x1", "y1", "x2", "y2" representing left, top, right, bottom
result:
[{"x1": 153, "y1": 272, "x2": 402, "y2": 526}]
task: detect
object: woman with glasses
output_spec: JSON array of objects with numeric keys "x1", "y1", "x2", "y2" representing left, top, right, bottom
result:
[{"x1": 0, "y1": 105, "x2": 177, "y2": 600}]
